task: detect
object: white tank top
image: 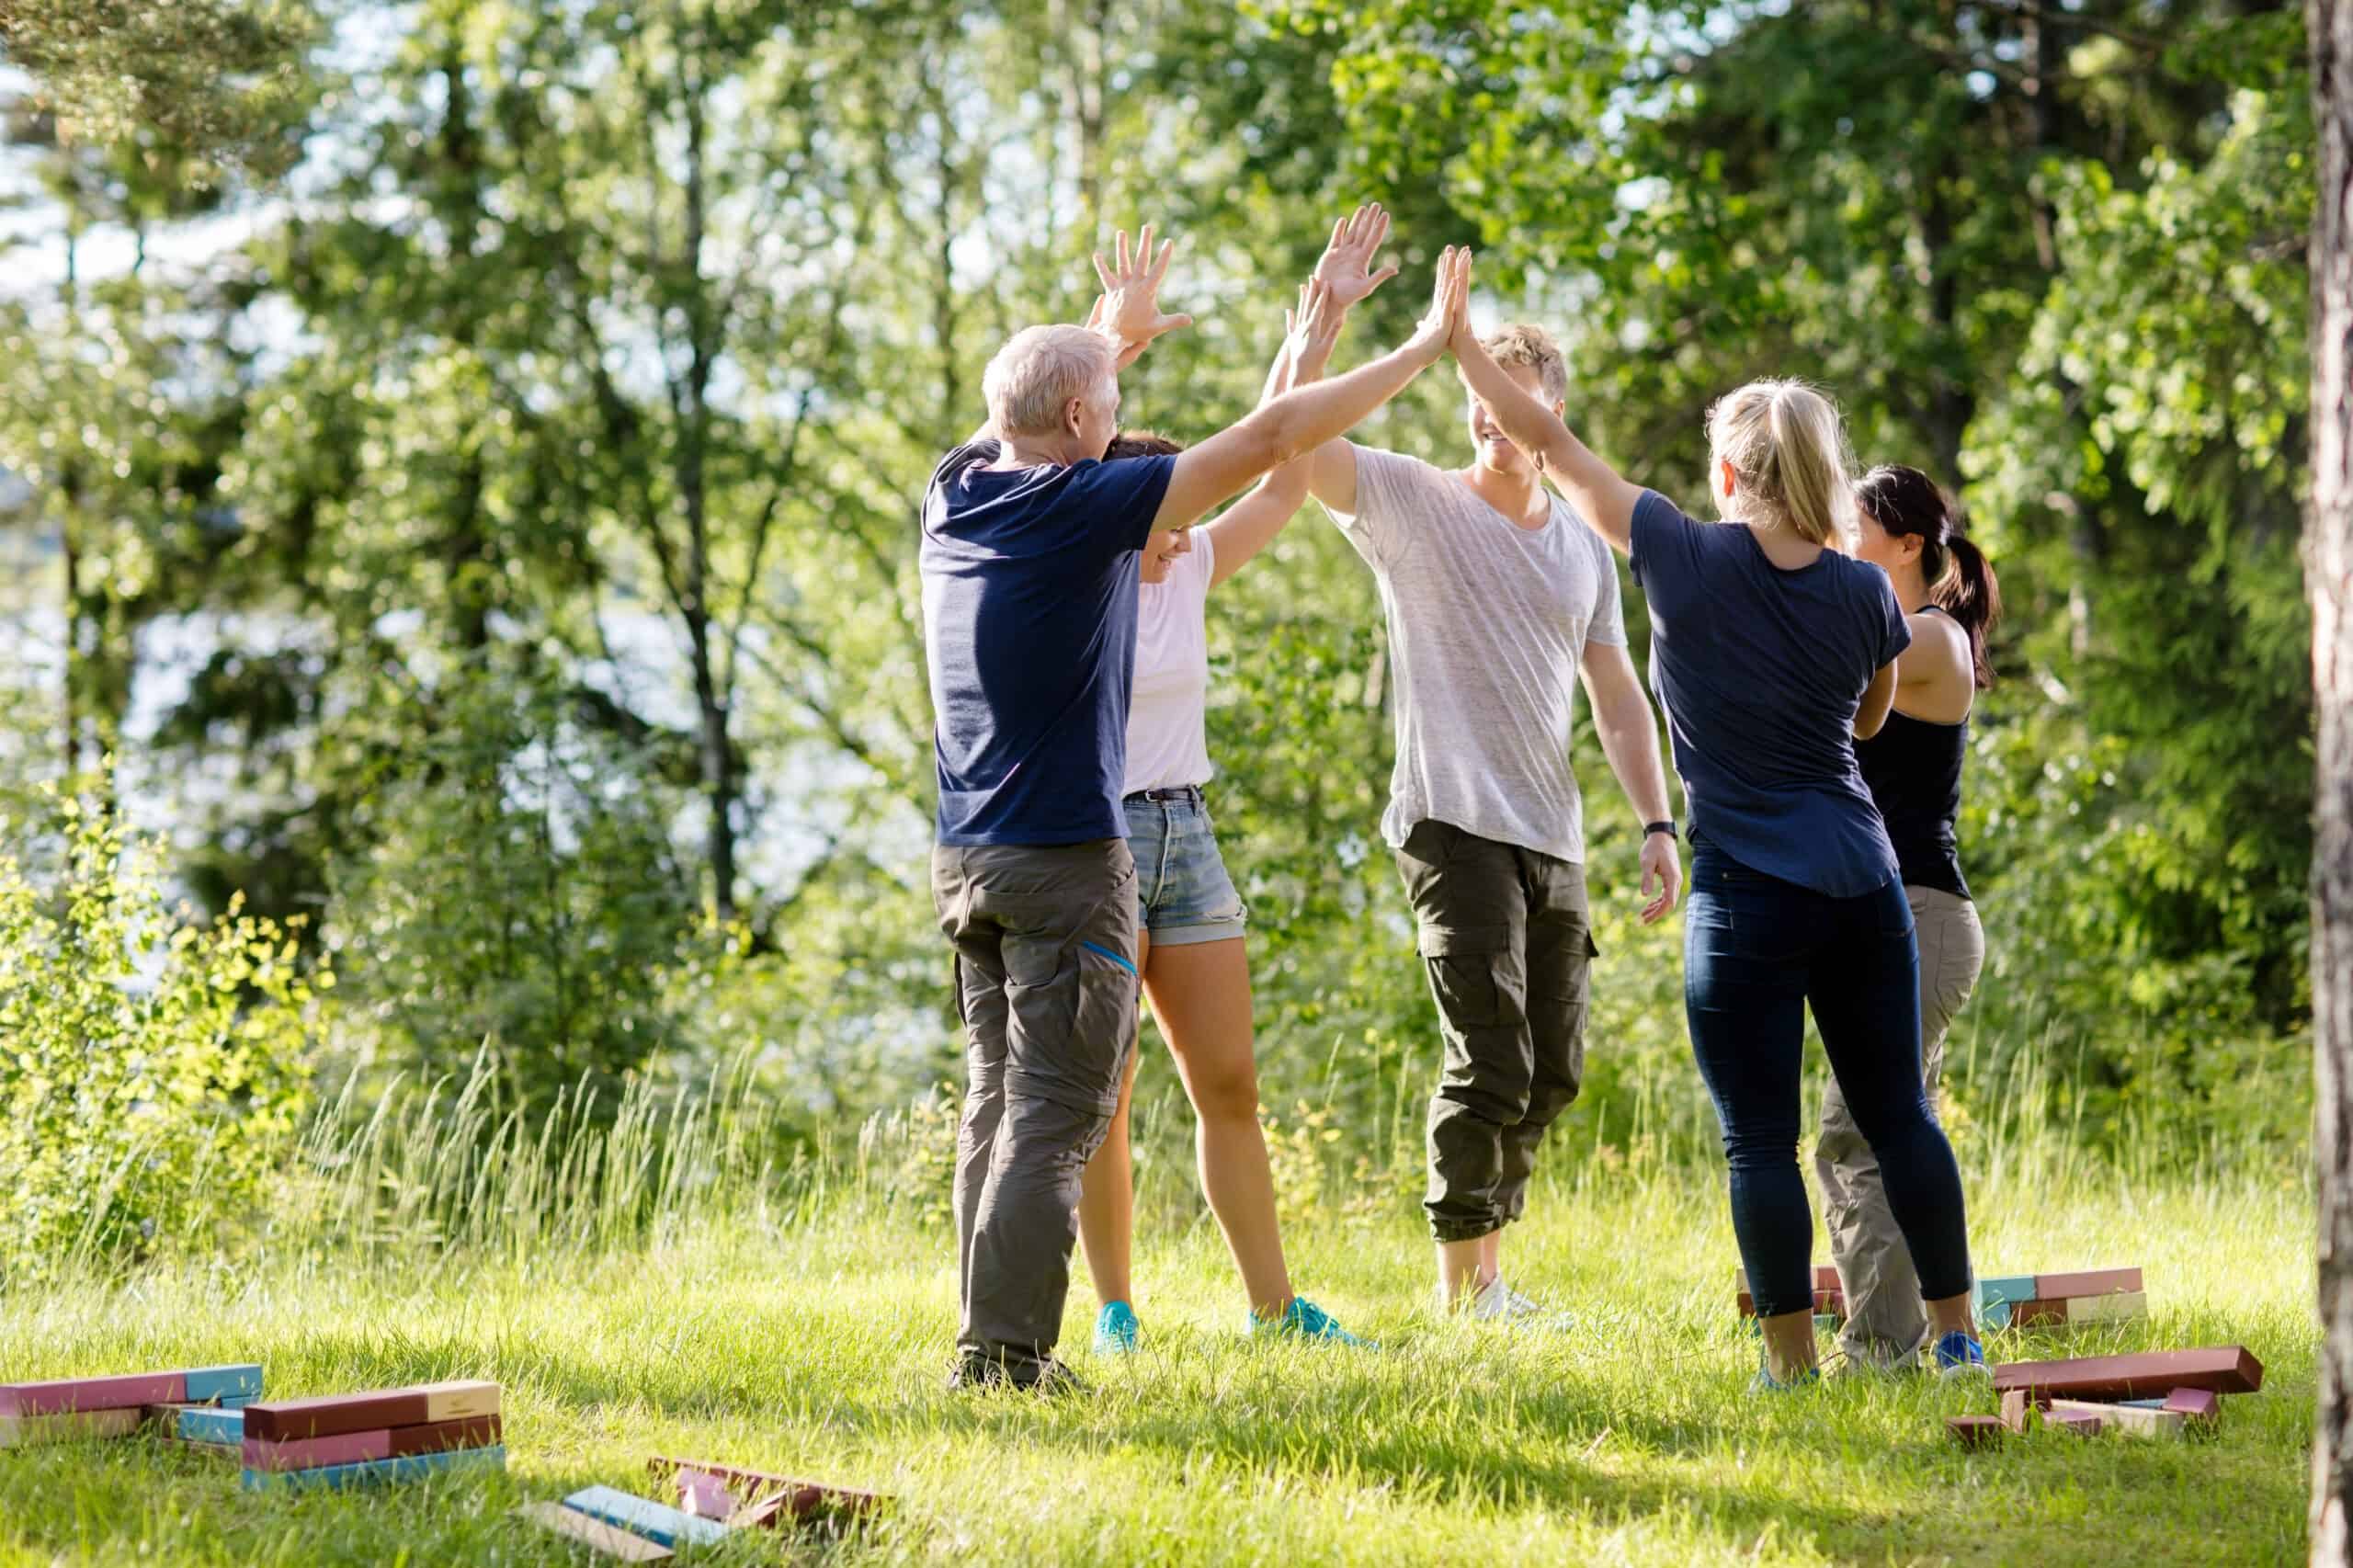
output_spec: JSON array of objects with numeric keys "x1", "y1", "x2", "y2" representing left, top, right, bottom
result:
[{"x1": 1124, "y1": 531, "x2": 1215, "y2": 794}]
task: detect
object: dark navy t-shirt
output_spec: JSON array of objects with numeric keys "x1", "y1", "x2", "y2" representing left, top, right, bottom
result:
[
  {"x1": 1628, "y1": 490, "x2": 1912, "y2": 898},
  {"x1": 920, "y1": 439, "x2": 1177, "y2": 846}
]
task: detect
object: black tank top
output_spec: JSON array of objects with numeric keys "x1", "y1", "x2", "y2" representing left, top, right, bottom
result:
[{"x1": 1854, "y1": 608, "x2": 1971, "y2": 900}]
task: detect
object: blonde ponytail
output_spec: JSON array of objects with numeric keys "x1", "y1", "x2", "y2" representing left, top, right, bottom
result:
[{"x1": 1705, "y1": 379, "x2": 1857, "y2": 547}]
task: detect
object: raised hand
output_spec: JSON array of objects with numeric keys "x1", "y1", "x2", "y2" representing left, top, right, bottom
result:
[
  {"x1": 1310, "y1": 202, "x2": 1400, "y2": 311},
  {"x1": 1409, "y1": 245, "x2": 1472, "y2": 362},
  {"x1": 1091, "y1": 223, "x2": 1194, "y2": 357},
  {"x1": 1285, "y1": 278, "x2": 1345, "y2": 364}
]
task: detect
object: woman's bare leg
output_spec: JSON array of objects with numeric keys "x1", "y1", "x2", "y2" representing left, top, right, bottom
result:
[
  {"x1": 1143, "y1": 937, "x2": 1294, "y2": 1319},
  {"x1": 1077, "y1": 930, "x2": 1150, "y2": 1308}
]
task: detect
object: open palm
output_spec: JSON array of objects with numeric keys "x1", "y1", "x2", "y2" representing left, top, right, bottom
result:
[{"x1": 1310, "y1": 202, "x2": 1400, "y2": 310}]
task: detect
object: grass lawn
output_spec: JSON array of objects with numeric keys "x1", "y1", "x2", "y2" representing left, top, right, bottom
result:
[{"x1": 0, "y1": 1155, "x2": 2314, "y2": 1565}]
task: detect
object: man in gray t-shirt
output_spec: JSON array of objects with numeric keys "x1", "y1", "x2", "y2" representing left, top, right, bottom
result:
[{"x1": 1309, "y1": 323, "x2": 1680, "y2": 1322}]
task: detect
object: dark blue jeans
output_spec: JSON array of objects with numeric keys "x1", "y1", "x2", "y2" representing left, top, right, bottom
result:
[{"x1": 1684, "y1": 839, "x2": 1972, "y2": 1320}]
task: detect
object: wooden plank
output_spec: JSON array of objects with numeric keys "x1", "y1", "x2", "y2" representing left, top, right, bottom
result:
[
  {"x1": 563, "y1": 1486, "x2": 732, "y2": 1550},
  {"x1": 241, "y1": 1381, "x2": 498, "y2": 1443},
  {"x1": 1994, "y1": 1346, "x2": 2264, "y2": 1401},
  {"x1": 2011, "y1": 1299, "x2": 2068, "y2": 1328},
  {"x1": 2036, "y1": 1267, "x2": 2144, "y2": 1301},
  {"x1": 242, "y1": 1389, "x2": 431, "y2": 1443},
  {"x1": 389, "y1": 1414, "x2": 502, "y2": 1457},
  {"x1": 0, "y1": 1372, "x2": 186, "y2": 1417},
  {"x1": 647, "y1": 1457, "x2": 890, "y2": 1528},
  {"x1": 0, "y1": 1408, "x2": 142, "y2": 1448},
  {"x1": 176, "y1": 1406, "x2": 244, "y2": 1446},
  {"x1": 2050, "y1": 1411, "x2": 2105, "y2": 1437},
  {"x1": 2165, "y1": 1387, "x2": 2222, "y2": 1426},
  {"x1": 241, "y1": 1442, "x2": 505, "y2": 1493},
  {"x1": 245, "y1": 1415, "x2": 502, "y2": 1471},
  {"x1": 676, "y1": 1469, "x2": 738, "y2": 1521},
  {"x1": 2050, "y1": 1398, "x2": 2188, "y2": 1440},
  {"x1": 417, "y1": 1381, "x2": 499, "y2": 1422},
  {"x1": 244, "y1": 1428, "x2": 395, "y2": 1471},
  {"x1": 516, "y1": 1502, "x2": 674, "y2": 1562},
  {"x1": 1975, "y1": 1275, "x2": 2040, "y2": 1307},
  {"x1": 182, "y1": 1366, "x2": 264, "y2": 1404},
  {"x1": 2000, "y1": 1389, "x2": 2046, "y2": 1433},
  {"x1": 2064, "y1": 1290, "x2": 2148, "y2": 1324},
  {"x1": 1947, "y1": 1415, "x2": 2008, "y2": 1449}
]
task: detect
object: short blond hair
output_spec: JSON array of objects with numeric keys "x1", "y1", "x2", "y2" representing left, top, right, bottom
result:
[
  {"x1": 983, "y1": 324, "x2": 1116, "y2": 438},
  {"x1": 1705, "y1": 379, "x2": 1857, "y2": 547},
  {"x1": 1481, "y1": 323, "x2": 1568, "y2": 405}
]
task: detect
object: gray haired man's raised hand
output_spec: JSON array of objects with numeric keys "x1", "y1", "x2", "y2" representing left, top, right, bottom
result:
[{"x1": 1089, "y1": 223, "x2": 1194, "y2": 369}]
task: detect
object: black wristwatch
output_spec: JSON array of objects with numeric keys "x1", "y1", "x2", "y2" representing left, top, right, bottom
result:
[{"x1": 1643, "y1": 821, "x2": 1677, "y2": 840}]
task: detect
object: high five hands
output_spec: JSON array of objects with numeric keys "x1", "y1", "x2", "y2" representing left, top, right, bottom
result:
[
  {"x1": 1087, "y1": 224, "x2": 1193, "y2": 369},
  {"x1": 1312, "y1": 203, "x2": 1401, "y2": 310},
  {"x1": 1410, "y1": 244, "x2": 1474, "y2": 365}
]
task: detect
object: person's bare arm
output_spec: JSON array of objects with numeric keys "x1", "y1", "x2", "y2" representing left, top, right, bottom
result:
[
  {"x1": 1579, "y1": 642, "x2": 1681, "y2": 924},
  {"x1": 1153, "y1": 246, "x2": 1466, "y2": 535},
  {"x1": 1284, "y1": 203, "x2": 1397, "y2": 519},
  {"x1": 1207, "y1": 236, "x2": 1388, "y2": 582},
  {"x1": 1855, "y1": 659, "x2": 1900, "y2": 739},
  {"x1": 1449, "y1": 283, "x2": 1645, "y2": 554}
]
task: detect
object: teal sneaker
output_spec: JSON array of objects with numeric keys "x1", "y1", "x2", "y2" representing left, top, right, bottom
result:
[
  {"x1": 1750, "y1": 1358, "x2": 1823, "y2": 1394},
  {"x1": 1092, "y1": 1301, "x2": 1140, "y2": 1356},
  {"x1": 1933, "y1": 1330, "x2": 1991, "y2": 1382},
  {"x1": 1251, "y1": 1296, "x2": 1374, "y2": 1348}
]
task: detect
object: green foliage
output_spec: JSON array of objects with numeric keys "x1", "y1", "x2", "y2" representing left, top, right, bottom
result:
[
  {"x1": 0, "y1": 780, "x2": 319, "y2": 1280},
  {"x1": 324, "y1": 676, "x2": 696, "y2": 1110},
  {"x1": 0, "y1": 0, "x2": 319, "y2": 181},
  {"x1": 0, "y1": 0, "x2": 2319, "y2": 1178}
]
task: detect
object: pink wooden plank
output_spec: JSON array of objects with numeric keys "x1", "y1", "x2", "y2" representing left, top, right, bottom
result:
[
  {"x1": 0, "y1": 1372, "x2": 186, "y2": 1416},
  {"x1": 242, "y1": 1427, "x2": 395, "y2": 1471},
  {"x1": 676, "y1": 1470, "x2": 738, "y2": 1520}
]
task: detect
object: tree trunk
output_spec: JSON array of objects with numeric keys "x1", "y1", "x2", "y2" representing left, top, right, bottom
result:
[{"x1": 2310, "y1": 2, "x2": 2353, "y2": 1562}]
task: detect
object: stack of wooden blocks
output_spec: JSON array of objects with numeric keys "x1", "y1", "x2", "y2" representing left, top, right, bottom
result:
[
  {"x1": 1972, "y1": 1267, "x2": 2146, "y2": 1331},
  {"x1": 1733, "y1": 1265, "x2": 1847, "y2": 1328},
  {"x1": 1946, "y1": 1346, "x2": 2261, "y2": 1448},
  {"x1": 0, "y1": 1364, "x2": 262, "y2": 1451},
  {"x1": 238, "y1": 1380, "x2": 505, "y2": 1492},
  {"x1": 516, "y1": 1456, "x2": 886, "y2": 1560}
]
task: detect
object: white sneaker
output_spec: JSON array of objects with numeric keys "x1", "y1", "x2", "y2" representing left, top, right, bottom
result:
[{"x1": 1457, "y1": 1277, "x2": 1572, "y2": 1328}]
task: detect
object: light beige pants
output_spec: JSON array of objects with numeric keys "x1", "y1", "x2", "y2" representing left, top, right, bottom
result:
[{"x1": 1814, "y1": 884, "x2": 1984, "y2": 1367}]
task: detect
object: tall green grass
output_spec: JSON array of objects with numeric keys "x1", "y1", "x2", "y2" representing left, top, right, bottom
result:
[{"x1": 0, "y1": 1051, "x2": 2314, "y2": 1566}]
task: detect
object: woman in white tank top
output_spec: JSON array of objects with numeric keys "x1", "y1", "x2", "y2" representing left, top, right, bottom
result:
[{"x1": 1077, "y1": 211, "x2": 1401, "y2": 1354}]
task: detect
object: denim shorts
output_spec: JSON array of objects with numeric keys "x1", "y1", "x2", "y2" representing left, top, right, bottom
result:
[{"x1": 1121, "y1": 789, "x2": 1247, "y2": 946}]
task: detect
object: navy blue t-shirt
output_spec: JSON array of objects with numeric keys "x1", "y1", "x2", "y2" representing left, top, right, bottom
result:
[
  {"x1": 920, "y1": 439, "x2": 1177, "y2": 846},
  {"x1": 1628, "y1": 490, "x2": 1912, "y2": 897}
]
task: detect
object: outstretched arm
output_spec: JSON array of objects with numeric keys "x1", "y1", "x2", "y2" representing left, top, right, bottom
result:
[
  {"x1": 1154, "y1": 245, "x2": 1467, "y2": 535},
  {"x1": 1449, "y1": 278, "x2": 1644, "y2": 554},
  {"x1": 1207, "y1": 266, "x2": 1378, "y2": 583}
]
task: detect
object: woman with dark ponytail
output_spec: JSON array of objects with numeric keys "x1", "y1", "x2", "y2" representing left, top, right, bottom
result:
[{"x1": 1818, "y1": 463, "x2": 2001, "y2": 1372}]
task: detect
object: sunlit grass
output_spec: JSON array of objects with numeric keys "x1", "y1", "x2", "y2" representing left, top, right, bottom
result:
[{"x1": 0, "y1": 1124, "x2": 2313, "y2": 1566}]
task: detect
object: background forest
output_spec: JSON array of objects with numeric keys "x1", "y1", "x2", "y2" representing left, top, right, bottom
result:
[{"x1": 0, "y1": 0, "x2": 2320, "y2": 1274}]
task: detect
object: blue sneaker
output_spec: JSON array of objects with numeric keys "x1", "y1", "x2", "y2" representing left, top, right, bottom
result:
[
  {"x1": 1092, "y1": 1301, "x2": 1140, "y2": 1356},
  {"x1": 1750, "y1": 1359, "x2": 1823, "y2": 1394},
  {"x1": 1934, "y1": 1330, "x2": 1991, "y2": 1381},
  {"x1": 1251, "y1": 1296, "x2": 1374, "y2": 1348}
]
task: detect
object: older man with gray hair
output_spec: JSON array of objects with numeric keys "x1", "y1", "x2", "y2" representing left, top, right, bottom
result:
[{"x1": 923, "y1": 225, "x2": 1470, "y2": 1392}]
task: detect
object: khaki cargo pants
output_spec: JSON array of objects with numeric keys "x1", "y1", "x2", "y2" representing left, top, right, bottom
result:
[
  {"x1": 934, "y1": 839, "x2": 1141, "y2": 1382},
  {"x1": 1814, "y1": 884, "x2": 1985, "y2": 1366}
]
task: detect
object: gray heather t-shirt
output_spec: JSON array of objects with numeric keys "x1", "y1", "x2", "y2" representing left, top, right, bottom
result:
[{"x1": 1325, "y1": 444, "x2": 1627, "y2": 865}]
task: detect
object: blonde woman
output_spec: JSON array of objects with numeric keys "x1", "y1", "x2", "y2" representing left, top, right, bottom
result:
[{"x1": 1445, "y1": 256, "x2": 1984, "y2": 1390}]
